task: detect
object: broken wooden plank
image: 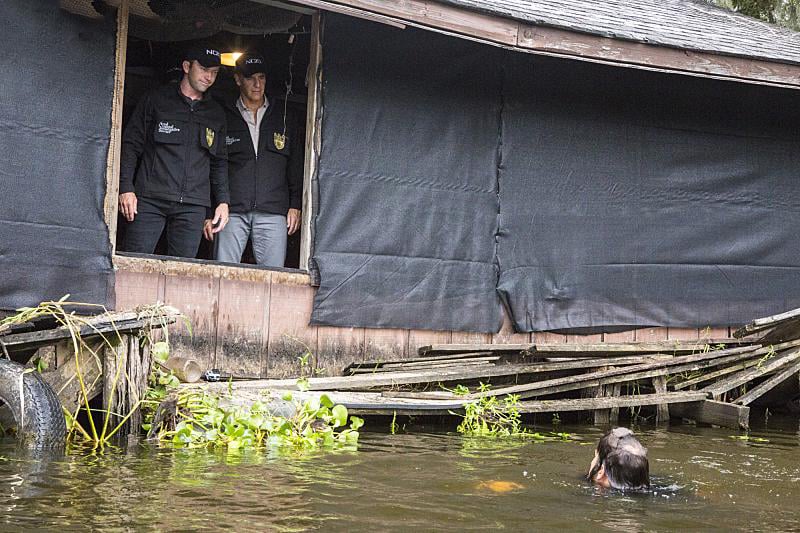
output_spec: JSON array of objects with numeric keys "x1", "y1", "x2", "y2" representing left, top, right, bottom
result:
[
  {"x1": 670, "y1": 400, "x2": 750, "y2": 430},
  {"x1": 515, "y1": 391, "x2": 706, "y2": 413},
  {"x1": 731, "y1": 359, "x2": 800, "y2": 406},
  {"x1": 672, "y1": 359, "x2": 761, "y2": 390},
  {"x1": 418, "y1": 343, "x2": 531, "y2": 355},
  {"x1": 732, "y1": 306, "x2": 800, "y2": 338},
  {"x1": 42, "y1": 339, "x2": 104, "y2": 414},
  {"x1": 528, "y1": 341, "x2": 751, "y2": 356},
  {"x1": 470, "y1": 345, "x2": 763, "y2": 399},
  {"x1": 349, "y1": 358, "x2": 497, "y2": 374},
  {"x1": 344, "y1": 351, "x2": 495, "y2": 373},
  {"x1": 702, "y1": 347, "x2": 800, "y2": 397}
]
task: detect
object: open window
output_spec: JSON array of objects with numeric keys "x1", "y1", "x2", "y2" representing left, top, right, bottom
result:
[{"x1": 107, "y1": 0, "x2": 318, "y2": 271}]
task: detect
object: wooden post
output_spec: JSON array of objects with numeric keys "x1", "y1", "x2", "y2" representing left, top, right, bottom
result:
[
  {"x1": 652, "y1": 376, "x2": 669, "y2": 424},
  {"x1": 592, "y1": 366, "x2": 610, "y2": 425},
  {"x1": 608, "y1": 383, "x2": 621, "y2": 424},
  {"x1": 102, "y1": 0, "x2": 130, "y2": 253},
  {"x1": 299, "y1": 11, "x2": 322, "y2": 271}
]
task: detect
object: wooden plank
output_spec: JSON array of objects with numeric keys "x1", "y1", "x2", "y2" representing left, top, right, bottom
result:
[
  {"x1": 299, "y1": 12, "x2": 321, "y2": 271},
  {"x1": 732, "y1": 359, "x2": 800, "y2": 406},
  {"x1": 756, "y1": 320, "x2": 800, "y2": 345},
  {"x1": 593, "y1": 366, "x2": 611, "y2": 425},
  {"x1": 471, "y1": 345, "x2": 763, "y2": 399},
  {"x1": 670, "y1": 400, "x2": 750, "y2": 430},
  {"x1": 353, "y1": 357, "x2": 497, "y2": 372},
  {"x1": 733, "y1": 306, "x2": 800, "y2": 337},
  {"x1": 449, "y1": 331, "x2": 492, "y2": 346},
  {"x1": 320, "y1": 326, "x2": 366, "y2": 377},
  {"x1": 114, "y1": 270, "x2": 163, "y2": 311},
  {"x1": 667, "y1": 328, "x2": 699, "y2": 341},
  {"x1": 364, "y1": 328, "x2": 409, "y2": 360},
  {"x1": 267, "y1": 272, "x2": 317, "y2": 378},
  {"x1": 702, "y1": 347, "x2": 800, "y2": 397},
  {"x1": 516, "y1": 23, "x2": 800, "y2": 89},
  {"x1": 608, "y1": 383, "x2": 622, "y2": 424},
  {"x1": 215, "y1": 277, "x2": 268, "y2": 379},
  {"x1": 534, "y1": 331, "x2": 568, "y2": 344},
  {"x1": 567, "y1": 332, "x2": 603, "y2": 345},
  {"x1": 43, "y1": 339, "x2": 105, "y2": 414},
  {"x1": 419, "y1": 343, "x2": 531, "y2": 355},
  {"x1": 635, "y1": 327, "x2": 668, "y2": 342},
  {"x1": 516, "y1": 392, "x2": 707, "y2": 414},
  {"x1": 602, "y1": 329, "x2": 636, "y2": 343},
  {"x1": 408, "y1": 329, "x2": 452, "y2": 354},
  {"x1": 530, "y1": 341, "x2": 745, "y2": 356},
  {"x1": 652, "y1": 376, "x2": 669, "y2": 423},
  {"x1": 163, "y1": 274, "x2": 220, "y2": 371},
  {"x1": 672, "y1": 359, "x2": 760, "y2": 391},
  {"x1": 347, "y1": 351, "x2": 494, "y2": 372},
  {"x1": 102, "y1": 0, "x2": 129, "y2": 253}
]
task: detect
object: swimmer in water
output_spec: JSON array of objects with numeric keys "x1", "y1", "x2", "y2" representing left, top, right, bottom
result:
[{"x1": 587, "y1": 427, "x2": 650, "y2": 491}]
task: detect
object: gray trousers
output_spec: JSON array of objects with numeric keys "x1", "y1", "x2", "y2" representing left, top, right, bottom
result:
[{"x1": 215, "y1": 212, "x2": 287, "y2": 267}]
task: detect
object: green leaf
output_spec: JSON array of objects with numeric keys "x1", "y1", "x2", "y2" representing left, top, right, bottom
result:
[
  {"x1": 319, "y1": 394, "x2": 334, "y2": 408},
  {"x1": 152, "y1": 341, "x2": 170, "y2": 363},
  {"x1": 332, "y1": 404, "x2": 348, "y2": 427},
  {"x1": 282, "y1": 392, "x2": 294, "y2": 402},
  {"x1": 349, "y1": 416, "x2": 364, "y2": 431}
]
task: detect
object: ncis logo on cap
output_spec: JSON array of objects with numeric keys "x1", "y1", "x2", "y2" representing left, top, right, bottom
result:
[
  {"x1": 235, "y1": 53, "x2": 267, "y2": 78},
  {"x1": 186, "y1": 45, "x2": 222, "y2": 68}
]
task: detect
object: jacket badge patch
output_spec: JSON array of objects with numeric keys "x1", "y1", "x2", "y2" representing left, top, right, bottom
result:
[
  {"x1": 206, "y1": 127, "x2": 215, "y2": 148},
  {"x1": 273, "y1": 132, "x2": 286, "y2": 150}
]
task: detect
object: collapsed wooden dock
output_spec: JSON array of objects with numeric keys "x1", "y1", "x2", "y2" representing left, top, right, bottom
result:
[{"x1": 186, "y1": 308, "x2": 800, "y2": 431}]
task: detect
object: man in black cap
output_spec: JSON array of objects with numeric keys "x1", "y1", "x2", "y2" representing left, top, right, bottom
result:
[
  {"x1": 119, "y1": 45, "x2": 230, "y2": 258},
  {"x1": 204, "y1": 52, "x2": 302, "y2": 267}
]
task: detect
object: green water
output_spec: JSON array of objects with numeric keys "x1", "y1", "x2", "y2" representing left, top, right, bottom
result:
[{"x1": 1, "y1": 417, "x2": 799, "y2": 531}]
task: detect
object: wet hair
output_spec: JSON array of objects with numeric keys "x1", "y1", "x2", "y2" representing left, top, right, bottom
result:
[
  {"x1": 603, "y1": 448, "x2": 650, "y2": 490},
  {"x1": 588, "y1": 427, "x2": 649, "y2": 484}
]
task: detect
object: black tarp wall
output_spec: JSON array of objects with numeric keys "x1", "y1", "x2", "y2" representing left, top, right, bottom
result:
[
  {"x1": 311, "y1": 15, "x2": 800, "y2": 333},
  {"x1": 0, "y1": 1, "x2": 116, "y2": 310}
]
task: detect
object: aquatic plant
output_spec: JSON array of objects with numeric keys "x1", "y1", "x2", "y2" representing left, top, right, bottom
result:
[
  {"x1": 0, "y1": 297, "x2": 175, "y2": 448},
  {"x1": 150, "y1": 389, "x2": 364, "y2": 451}
]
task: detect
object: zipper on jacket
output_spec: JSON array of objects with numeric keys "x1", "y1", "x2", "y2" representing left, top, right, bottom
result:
[
  {"x1": 252, "y1": 150, "x2": 258, "y2": 210},
  {"x1": 180, "y1": 106, "x2": 195, "y2": 203}
]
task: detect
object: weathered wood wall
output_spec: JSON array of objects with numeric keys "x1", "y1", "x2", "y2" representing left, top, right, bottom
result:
[{"x1": 114, "y1": 256, "x2": 730, "y2": 379}]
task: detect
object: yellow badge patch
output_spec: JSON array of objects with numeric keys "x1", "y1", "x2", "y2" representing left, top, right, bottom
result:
[
  {"x1": 274, "y1": 132, "x2": 286, "y2": 150},
  {"x1": 206, "y1": 127, "x2": 215, "y2": 148}
]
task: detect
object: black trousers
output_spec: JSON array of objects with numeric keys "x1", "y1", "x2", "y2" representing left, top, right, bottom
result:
[{"x1": 123, "y1": 197, "x2": 206, "y2": 258}]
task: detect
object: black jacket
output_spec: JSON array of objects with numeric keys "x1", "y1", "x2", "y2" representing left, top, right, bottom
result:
[
  {"x1": 223, "y1": 97, "x2": 302, "y2": 215},
  {"x1": 120, "y1": 83, "x2": 229, "y2": 208}
]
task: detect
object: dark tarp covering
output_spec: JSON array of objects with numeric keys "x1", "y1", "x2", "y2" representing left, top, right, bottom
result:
[
  {"x1": 312, "y1": 14, "x2": 800, "y2": 333},
  {"x1": 310, "y1": 15, "x2": 504, "y2": 332},
  {"x1": 0, "y1": 0, "x2": 115, "y2": 310}
]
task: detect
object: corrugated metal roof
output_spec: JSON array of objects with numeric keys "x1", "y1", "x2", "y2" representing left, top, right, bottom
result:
[{"x1": 435, "y1": 0, "x2": 800, "y2": 65}]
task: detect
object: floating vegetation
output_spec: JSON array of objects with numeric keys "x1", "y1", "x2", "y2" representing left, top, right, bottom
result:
[
  {"x1": 451, "y1": 383, "x2": 573, "y2": 442},
  {"x1": 148, "y1": 388, "x2": 364, "y2": 452},
  {"x1": 730, "y1": 435, "x2": 770, "y2": 443}
]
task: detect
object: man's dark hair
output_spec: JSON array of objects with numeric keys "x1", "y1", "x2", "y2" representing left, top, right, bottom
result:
[
  {"x1": 603, "y1": 449, "x2": 650, "y2": 490},
  {"x1": 588, "y1": 427, "x2": 633, "y2": 481}
]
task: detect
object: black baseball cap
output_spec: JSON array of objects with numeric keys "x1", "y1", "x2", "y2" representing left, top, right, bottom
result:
[
  {"x1": 185, "y1": 45, "x2": 221, "y2": 68},
  {"x1": 235, "y1": 53, "x2": 267, "y2": 78}
]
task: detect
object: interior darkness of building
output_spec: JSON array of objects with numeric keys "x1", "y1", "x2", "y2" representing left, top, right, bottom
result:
[{"x1": 117, "y1": 12, "x2": 312, "y2": 269}]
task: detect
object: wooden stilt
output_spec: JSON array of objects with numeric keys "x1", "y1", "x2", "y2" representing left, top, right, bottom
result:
[{"x1": 652, "y1": 376, "x2": 669, "y2": 424}]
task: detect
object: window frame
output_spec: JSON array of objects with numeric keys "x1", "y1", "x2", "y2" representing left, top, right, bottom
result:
[{"x1": 103, "y1": 1, "x2": 321, "y2": 279}]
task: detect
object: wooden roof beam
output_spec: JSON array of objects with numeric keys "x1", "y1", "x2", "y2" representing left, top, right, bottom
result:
[{"x1": 284, "y1": 0, "x2": 800, "y2": 89}]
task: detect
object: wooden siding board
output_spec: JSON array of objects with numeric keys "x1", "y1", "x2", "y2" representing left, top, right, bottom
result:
[
  {"x1": 318, "y1": 326, "x2": 366, "y2": 376},
  {"x1": 215, "y1": 277, "x2": 268, "y2": 379},
  {"x1": 163, "y1": 274, "x2": 220, "y2": 370},
  {"x1": 364, "y1": 328, "x2": 410, "y2": 360},
  {"x1": 114, "y1": 270, "x2": 162, "y2": 311},
  {"x1": 492, "y1": 310, "x2": 530, "y2": 344},
  {"x1": 635, "y1": 327, "x2": 669, "y2": 342},
  {"x1": 267, "y1": 274, "x2": 318, "y2": 378}
]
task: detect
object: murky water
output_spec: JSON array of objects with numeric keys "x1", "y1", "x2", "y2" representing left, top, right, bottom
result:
[{"x1": 1, "y1": 416, "x2": 799, "y2": 531}]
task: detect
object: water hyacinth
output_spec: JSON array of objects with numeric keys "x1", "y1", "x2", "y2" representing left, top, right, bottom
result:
[{"x1": 157, "y1": 390, "x2": 364, "y2": 451}]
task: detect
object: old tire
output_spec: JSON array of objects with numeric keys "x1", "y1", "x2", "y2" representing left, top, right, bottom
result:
[{"x1": 0, "y1": 359, "x2": 66, "y2": 448}]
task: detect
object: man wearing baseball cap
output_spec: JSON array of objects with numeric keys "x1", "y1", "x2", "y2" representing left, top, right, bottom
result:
[
  {"x1": 205, "y1": 52, "x2": 302, "y2": 267},
  {"x1": 119, "y1": 44, "x2": 230, "y2": 258}
]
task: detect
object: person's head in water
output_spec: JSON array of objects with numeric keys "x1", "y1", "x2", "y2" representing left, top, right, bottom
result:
[{"x1": 588, "y1": 427, "x2": 650, "y2": 490}]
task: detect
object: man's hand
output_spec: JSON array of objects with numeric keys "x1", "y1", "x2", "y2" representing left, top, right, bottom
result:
[
  {"x1": 119, "y1": 192, "x2": 138, "y2": 222},
  {"x1": 209, "y1": 203, "x2": 230, "y2": 236},
  {"x1": 203, "y1": 219, "x2": 215, "y2": 241},
  {"x1": 287, "y1": 208, "x2": 301, "y2": 235}
]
